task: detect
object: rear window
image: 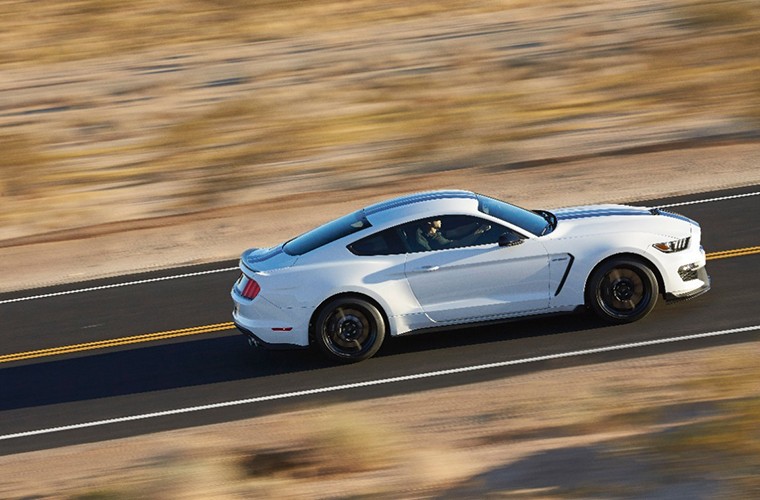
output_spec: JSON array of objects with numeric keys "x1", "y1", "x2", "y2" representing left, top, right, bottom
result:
[{"x1": 283, "y1": 210, "x2": 372, "y2": 256}]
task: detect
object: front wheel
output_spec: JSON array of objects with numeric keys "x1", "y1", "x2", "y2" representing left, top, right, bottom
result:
[
  {"x1": 314, "y1": 297, "x2": 386, "y2": 363},
  {"x1": 587, "y1": 258, "x2": 659, "y2": 323}
]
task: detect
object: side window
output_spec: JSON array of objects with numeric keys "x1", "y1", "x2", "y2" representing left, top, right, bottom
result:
[
  {"x1": 348, "y1": 228, "x2": 406, "y2": 256},
  {"x1": 402, "y1": 215, "x2": 508, "y2": 252}
]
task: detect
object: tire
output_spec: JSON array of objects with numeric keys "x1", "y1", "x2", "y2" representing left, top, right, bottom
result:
[
  {"x1": 314, "y1": 297, "x2": 386, "y2": 362},
  {"x1": 587, "y1": 257, "x2": 659, "y2": 323}
]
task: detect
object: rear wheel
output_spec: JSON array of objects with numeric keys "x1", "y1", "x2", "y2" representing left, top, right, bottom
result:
[
  {"x1": 587, "y1": 258, "x2": 659, "y2": 323},
  {"x1": 314, "y1": 297, "x2": 385, "y2": 362}
]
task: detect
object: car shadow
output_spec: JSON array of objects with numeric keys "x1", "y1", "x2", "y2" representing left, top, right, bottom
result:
[
  {"x1": 376, "y1": 310, "x2": 606, "y2": 358},
  {"x1": 0, "y1": 334, "x2": 319, "y2": 412},
  {"x1": 0, "y1": 312, "x2": 607, "y2": 412}
]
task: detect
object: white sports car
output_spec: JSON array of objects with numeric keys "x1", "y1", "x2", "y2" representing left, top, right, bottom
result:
[{"x1": 232, "y1": 190, "x2": 709, "y2": 362}]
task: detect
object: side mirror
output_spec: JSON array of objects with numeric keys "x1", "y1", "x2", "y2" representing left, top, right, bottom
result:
[{"x1": 498, "y1": 232, "x2": 524, "y2": 247}]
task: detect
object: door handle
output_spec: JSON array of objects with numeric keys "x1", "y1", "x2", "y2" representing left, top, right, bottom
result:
[{"x1": 420, "y1": 265, "x2": 440, "y2": 272}]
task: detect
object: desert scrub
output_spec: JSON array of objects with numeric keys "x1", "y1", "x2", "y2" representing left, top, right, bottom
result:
[
  {"x1": 618, "y1": 349, "x2": 760, "y2": 496},
  {"x1": 674, "y1": 0, "x2": 758, "y2": 29},
  {"x1": 0, "y1": 133, "x2": 52, "y2": 198},
  {"x1": 304, "y1": 409, "x2": 407, "y2": 474},
  {"x1": 661, "y1": 0, "x2": 760, "y2": 120},
  {"x1": 0, "y1": 0, "x2": 527, "y2": 66},
  {"x1": 646, "y1": 398, "x2": 760, "y2": 495},
  {"x1": 2, "y1": 0, "x2": 760, "y2": 240}
]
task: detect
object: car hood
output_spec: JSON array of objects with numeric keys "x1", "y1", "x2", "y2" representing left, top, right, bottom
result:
[
  {"x1": 240, "y1": 245, "x2": 298, "y2": 273},
  {"x1": 551, "y1": 204, "x2": 695, "y2": 239}
]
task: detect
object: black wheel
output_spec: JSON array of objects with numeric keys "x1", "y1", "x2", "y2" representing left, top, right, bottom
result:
[
  {"x1": 314, "y1": 297, "x2": 386, "y2": 362},
  {"x1": 587, "y1": 258, "x2": 659, "y2": 323}
]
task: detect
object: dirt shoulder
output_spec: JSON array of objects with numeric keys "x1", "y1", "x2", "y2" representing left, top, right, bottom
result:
[{"x1": 2, "y1": 141, "x2": 759, "y2": 293}]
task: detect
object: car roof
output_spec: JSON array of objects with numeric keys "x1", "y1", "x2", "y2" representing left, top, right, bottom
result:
[
  {"x1": 359, "y1": 190, "x2": 479, "y2": 229},
  {"x1": 364, "y1": 190, "x2": 476, "y2": 215}
]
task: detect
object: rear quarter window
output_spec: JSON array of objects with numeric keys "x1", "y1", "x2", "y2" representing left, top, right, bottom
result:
[
  {"x1": 348, "y1": 228, "x2": 406, "y2": 256},
  {"x1": 283, "y1": 211, "x2": 372, "y2": 256}
]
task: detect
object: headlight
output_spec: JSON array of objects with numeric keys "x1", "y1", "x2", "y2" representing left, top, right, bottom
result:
[{"x1": 653, "y1": 237, "x2": 690, "y2": 253}]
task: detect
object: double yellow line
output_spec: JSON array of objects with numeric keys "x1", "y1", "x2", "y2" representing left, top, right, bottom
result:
[
  {"x1": 706, "y1": 246, "x2": 760, "y2": 260},
  {"x1": 2, "y1": 246, "x2": 759, "y2": 365},
  {"x1": 0, "y1": 322, "x2": 235, "y2": 364}
]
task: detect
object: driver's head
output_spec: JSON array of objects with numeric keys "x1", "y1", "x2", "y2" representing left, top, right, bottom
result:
[{"x1": 428, "y1": 219, "x2": 442, "y2": 230}]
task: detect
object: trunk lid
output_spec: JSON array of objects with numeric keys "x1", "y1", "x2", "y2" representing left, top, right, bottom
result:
[{"x1": 240, "y1": 245, "x2": 298, "y2": 273}]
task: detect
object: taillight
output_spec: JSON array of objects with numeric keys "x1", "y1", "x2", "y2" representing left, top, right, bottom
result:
[{"x1": 241, "y1": 277, "x2": 261, "y2": 299}]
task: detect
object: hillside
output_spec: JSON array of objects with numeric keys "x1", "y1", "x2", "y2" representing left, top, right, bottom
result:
[{"x1": 2, "y1": 0, "x2": 759, "y2": 243}]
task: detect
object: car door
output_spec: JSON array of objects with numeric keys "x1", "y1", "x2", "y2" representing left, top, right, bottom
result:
[{"x1": 402, "y1": 215, "x2": 551, "y2": 323}]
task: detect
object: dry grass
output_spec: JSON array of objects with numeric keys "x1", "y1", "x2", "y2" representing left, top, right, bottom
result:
[
  {"x1": 0, "y1": 0, "x2": 529, "y2": 65},
  {"x1": 643, "y1": 350, "x2": 760, "y2": 495}
]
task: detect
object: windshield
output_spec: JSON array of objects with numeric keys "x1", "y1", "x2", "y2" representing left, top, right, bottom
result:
[
  {"x1": 476, "y1": 194, "x2": 553, "y2": 236},
  {"x1": 283, "y1": 210, "x2": 372, "y2": 255}
]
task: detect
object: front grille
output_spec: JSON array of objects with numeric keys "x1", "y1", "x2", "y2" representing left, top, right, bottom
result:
[{"x1": 679, "y1": 268, "x2": 699, "y2": 281}]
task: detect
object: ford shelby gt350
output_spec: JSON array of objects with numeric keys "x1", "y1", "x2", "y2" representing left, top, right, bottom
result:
[{"x1": 232, "y1": 190, "x2": 709, "y2": 362}]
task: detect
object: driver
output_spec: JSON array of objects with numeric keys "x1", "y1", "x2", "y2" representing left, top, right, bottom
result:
[
  {"x1": 416, "y1": 219, "x2": 491, "y2": 251},
  {"x1": 416, "y1": 219, "x2": 452, "y2": 251}
]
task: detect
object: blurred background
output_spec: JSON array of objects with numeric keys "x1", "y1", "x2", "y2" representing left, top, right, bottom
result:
[
  {"x1": 1, "y1": 0, "x2": 758, "y2": 242},
  {"x1": 1, "y1": 2, "x2": 759, "y2": 497}
]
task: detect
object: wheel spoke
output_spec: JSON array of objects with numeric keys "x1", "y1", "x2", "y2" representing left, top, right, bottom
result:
[
  {"x1": 597, "y1": 265, "x2": 653, "y2": 317},
  {"x1": 316, "y1": 299, "x2": 385, "y2": 362},
  {"x1": 323, "y1": 307, "x2": 374, "y2": 354},
  {"x1": 592, "y1": 260, "x2": 657, "y2": 323}
]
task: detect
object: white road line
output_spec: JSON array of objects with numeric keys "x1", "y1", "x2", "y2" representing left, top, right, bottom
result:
[
  {"x1": 2, "y1": 324, "x2": 757, "y2": 442},
  {"x1": 0, "y1": 267, "x2": 239, "y2": 305},
  {"x1": 657, "y1": 191, "x2": 760, "y2": 208},
  {"x1": 3, "y1": 190, "x2": 758, "y2": 305}
]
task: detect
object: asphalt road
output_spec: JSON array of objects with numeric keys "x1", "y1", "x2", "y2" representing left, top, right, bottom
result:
[{"x1": 1, "y1": 185, "x2": 759, "y2": 456}]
